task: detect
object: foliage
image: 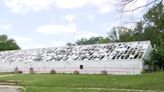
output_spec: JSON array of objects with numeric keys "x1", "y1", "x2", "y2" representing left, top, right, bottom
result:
[
  {"x1": 50, "y1": 69, "x2": 56, "y2": 74},
  {"x1": 67, "y1": 36, "x2": 110, "y2": 46},
  {"x1": 143, "y1": 3, "x2": 164, "y2": 70},
  {"x1": 150, "y1": 38, "x2": 164, "y2": 70},
  {"x1": 108, "y1": 27, "x2": 119, "y2": 42},
  {"x1": 76, "y1": 36, "x2": 110, "y2": 45},
  {"x1": 66, "y1": 42, "x2": 75, "y2": 46},
  {"x1": 144, "y1": 2, "x2": 164, "y2": 31},
  {"x1": 108, "y1": 26, "x2": 133, "y2": 42},
  {"x1": 0, "y1": 34, "x2": 20, "y2": 51}
]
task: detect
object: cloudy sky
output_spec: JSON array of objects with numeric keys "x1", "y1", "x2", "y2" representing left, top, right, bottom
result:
[{"x1": 0, "y1": 0, "x2": 147, "y2": 49}]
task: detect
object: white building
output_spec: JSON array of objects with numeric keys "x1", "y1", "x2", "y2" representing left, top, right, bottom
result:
[{"x1": 0, "y1": 41, "x2": 152, "y2": 75}]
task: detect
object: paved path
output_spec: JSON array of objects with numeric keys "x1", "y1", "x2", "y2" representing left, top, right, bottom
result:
[
  {"x1": 0, "y1": 85, "x2": 24, "y2": 92},
  {"x1": 71, "y1": 87, "x2": 164, "y2": 92},
  {"x1": 0, "y1": 74, "x2": 24, "y2": 92},
  {"x1": 0, "y1": 74, "x2": 16, "y2": 77}
]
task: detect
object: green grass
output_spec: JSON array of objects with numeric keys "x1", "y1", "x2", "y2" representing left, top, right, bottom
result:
[
  {"x1": 0, "y1": 72, "x2": 15, "y2": 75},
  {"x1": 0, "y1": 72, "x2": 164, "y2": 92}
]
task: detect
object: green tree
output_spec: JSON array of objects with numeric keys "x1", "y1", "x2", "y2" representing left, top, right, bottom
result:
[
  {"x1": 76, "y1": 36, "x2": 110, "y2": 45},
  {"x1": 98, "y1": 37, "x2": 111, "y2": 43},
  {"x1": 142, "y1": 2, "x2": 164, "y2": 70},
  {"x1": 108, "y1": 27, "x2": 119, "y2": 42},
  {"x1": 152, "y1": 45, "x2": 164, "y2": 70},
  {"x1": 0, "y1": 34, "x2": 20, "y2": 51},
  {"x1": 108, "y1": 26, "x2": 133, "y2": 42},
  {"x1": 66, "y1": 42, "x2": 75, "y2": 46},
  {"x1": 144, "y1": 2, "x2": 164, "y2": 31},
  {"x1": 67, "y1": 36, "x2": 110, "y2": 46}
]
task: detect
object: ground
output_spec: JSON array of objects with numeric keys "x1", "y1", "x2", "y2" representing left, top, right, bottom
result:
[{"x1": 0, "y1": 72, "x2": 164, "y2": 92}]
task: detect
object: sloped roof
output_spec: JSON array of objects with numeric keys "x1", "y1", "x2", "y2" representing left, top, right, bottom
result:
[{"x1": 0, "y1": 41, "x2": 151, "y2": 62}]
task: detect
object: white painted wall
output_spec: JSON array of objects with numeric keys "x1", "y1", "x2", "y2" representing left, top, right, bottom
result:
[{"x1": 0, "y1": 59, "x2": 143, "y2": 75}]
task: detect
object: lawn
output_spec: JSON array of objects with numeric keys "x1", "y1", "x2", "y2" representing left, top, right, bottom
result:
[
  {"x1": 0, "y1": 72, "x2": 15, "y2": 75},
  {"x1": 0, "y1": 72, "x2": 164, "y2": 92}
]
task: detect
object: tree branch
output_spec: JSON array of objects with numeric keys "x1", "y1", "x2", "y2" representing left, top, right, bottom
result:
[{"x1": 121, "y1": 0, "x2": 157, "y2": 12}]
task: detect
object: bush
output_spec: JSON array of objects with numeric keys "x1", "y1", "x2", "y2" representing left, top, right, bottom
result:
[
  {"x1": 18, "y1": 71, "x2": 23, "y2": 74},
  {"x1": 50, "y1": 69, "x2": 56, "y2": 74},
  {"x1": 74, "y1": 70, "x2": 79, "y2": 74},
  {"x1": 14, "y1": 67, "x2": 19, "y2": 73},
  {"x1": 29, "y1": 67, "x2": 34, "y2": 74},
  {"x1": 101, "y1": 70, "x2": 107, "y2": 75}
]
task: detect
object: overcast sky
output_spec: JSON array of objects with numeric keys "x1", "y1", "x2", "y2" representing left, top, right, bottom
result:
[{"x1": 0, "y1": 0, "x2": 147, "y2": 49}]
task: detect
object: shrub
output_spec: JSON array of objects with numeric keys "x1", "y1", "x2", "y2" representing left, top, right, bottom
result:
[
  {"x1": 29, "y1": 67, "x2": 34, "y2": 74},
  {"x1": 50, "y1": 69, "x2": 56, "y2": 74},
  {"x1": 74, "y1": 70, "x2": 79, "y2": 74},
  {"x1": 14, "y1": 67, "x2": 19, "y2": 73},
  {"x1": 18, "y1": 71, "x2": 23, "y2": 74},
  {"x1": 101, "y1": 70, "x2": 107, "y2": 75}
]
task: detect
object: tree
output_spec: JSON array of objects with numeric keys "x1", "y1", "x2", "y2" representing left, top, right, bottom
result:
[
  {"x1": 98, "y1": 37, "x2": 111, "y2": 43},
  {"x1": 152, "y1": 44, "x2": 164, "y2": 70},
  {"x1": 143, "y1": 2, "x2": 164, "y2": 44},
  {"x1": 118, "y1": 0, "x2": 163, "y2": 12},
  {"x1": 76, "y1": 36, "x2": 110, "y2": 45},
  {"x1": 125, "y1": 21, "x2": 145, "y2": 41},
  {"x1": 108, "y1": 26, "x2": 133, "y2": 42},
  {"x1": 144, "y1": 2, "x2": 164, "y2": 30},
  {"x1": 134, "y1": 21, "x2": 144, "y2": 33},
  {"x1": 108, "y1": 27, "x2": 119, "y2": 42},
  {"x1": 142, "y1": 3, "x2": 164, "y2": 70},
  {"x1": 66, "y1": 42, "x2": 75, "y2": 46},
  {"x1": 119, "y1": 30, "x2": 134, "y2": 42},
  {"x1": 67, "y1": 36, "x2": 110, "y2": 46},
  {"x1": 0, "y1": 34, "x2": 20, "y2": 51}
]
